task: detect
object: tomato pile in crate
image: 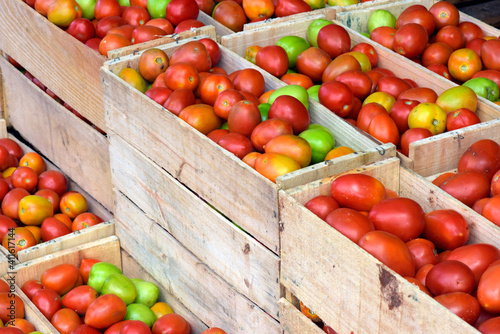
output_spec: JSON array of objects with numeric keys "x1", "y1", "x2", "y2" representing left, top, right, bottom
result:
[{"x1": 279, "y1": 157, "x2": 500, "y2": 333}]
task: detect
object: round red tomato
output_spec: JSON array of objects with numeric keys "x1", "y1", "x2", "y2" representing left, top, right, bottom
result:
[
  {"x1": 0, "y1": 293, "x2": 24, "y2": 323},
  {"x1": 330, "y1": 174, "x2": 386, "y2": 212},
  {"x1": 446, "y1": 108, "x2": 481, "y2": 131},
  {"x1": 21, "y1": 279, "x2": 43, "y2": 300},
  {"x1": 256, "y1": 46, "x2": 289, "y2": 78},
  {"x1": 406, "y1": 238, "x2": 439, "y2": 271},
  {"x1": 121, "y1": 6, "x2": 150, "y2": 26},
  {"x1": 32, "y1": 288, "x2": 62, "y2": 321},
  {"x1": 351, "y1": 43, "x2": 379, "y2": 68},
  {"x1": 164, "y1": 89, "x2": 196, "y2": 116},
  {"x1": 38, "y1": 170, "x2": 68, "y2": 196},
  {"x1": 399, "y1": 128, "x2": 433, "y2": 157},
  {"x1": 165, "y1": 0, "x2": 198, "y2": 26},
  {"x1": 325, "y1": 208, "x2": 374, "y2": 243},
  {"x1": 422, "y1": 209, "x2": 470, "y2": 250},
  {"x1": 41, "y1": 217, "x2": 71, "y2": 241},
  {"x1": 335, "y1": 70, "x2": 372, "y2": 100},
  {"x1": 393, "y1": 23, "x2": 428, "y2": 58},
  {"x1": 304, "y1": 195, "x2": 339, "y2": 221},
  {"x1": 319, "y1": 81, "x2": 354, "y2": 118},
  {"x1": 121, "y1": 320, "x2": 152, "y2": 334},
  {"x1": 436, "y1": 25, "x2": 465, "y2": 51},
  {"x1": 217, "y1": 133, "x2": 254, "y2": 160},
  {"x1": 367, "y1": 112, "x2": 400, "y2": 146},
  {"x1": 169, "y1": 41, "x2": 212, "y2": 73},
  {"x1": 268, "y1": 95, "x2": 310, "y2": 134},
  {"x1": 212, "y1": 1, "x2": 246, "y2": 32},
  {"x1": 227, "y1": 100, "x2": 261, "y2": 137},
  {"x1": 396, "y1": 5, "x2": 436, "y2": 36},
  {"x1": 376, "y1": 76, "x2": 412, "y2": 99},
  {"x1": 447, "y1": 243, "x2": 500, "y2": 286},
  {"x1": 370, "y1": 26, "x2": 396, "y2": 50},
  {"x1": 296, "y1": 47, "x2": 331, "y2": 82},
  {"x1": 250, "y1": 118, "x2": 293, "y2": 152},
  {"x1": 233, "y1": 69, "x2": 265, "y2": 98},
  {"x1": 483, "y1": 195, "x2": 500, "y2": 226},
  {"x1": 481, "y1": 39, "x2": 500, "y2": 71},
  {"x1": 358, "y1": 230, "x2": 415, "y2": 277},
  {"x1": 85, "y1": 294, "x2": 127, "y2": 329},
  {"x1": 152, "y1": 313, "x2": 191, "y2": 334},
  {"x1": 426, "y1": 260, "x2": 475, "y2": 295},
  {"x1": 434, "y1": 292, "x2": 480, "y2": 325},
  {"x1": 458, "y1": 139, "x2": 500, "y2": 182},
  {"x1": 421, "y1": 42, "x2": 454, "y2": 67},
  {"x1": 317, "y1": 24, "x2": 351, "y2": 59},
  {"x1": 429, "y1": 1, "x2": 459, "y2": 30},
  {"x1": 199, "y1": 38, "x2": 221, "y2": 66},
  {"x1": 41, "y1": 264, "x2": 81, "y2": 295},
  {"x1": 51, "y1": 308, "x2": 82, "y2": 334}
]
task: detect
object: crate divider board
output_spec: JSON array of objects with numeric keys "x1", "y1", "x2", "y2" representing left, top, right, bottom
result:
[
  {"x1": 280, "y1": 157, "x2": 500, "y2": 333},
  {"x1": 278, "y1": 298, "x2": 326, "y2": 334},
  {"x1": 101, "y1": 34, "x2": 393, "y2": 255},
  {"x1": 109, "y1": 132, "x2": 281, "y2": 318},
  {"x1": 0, "y1": 0, "x2": 216, "y2": 131}
]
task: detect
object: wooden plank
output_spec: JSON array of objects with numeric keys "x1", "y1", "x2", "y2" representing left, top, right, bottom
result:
[
  {"x1": 114, "y1": 193, "x2": 281, "y2": 334},
  {"x1": 279, "y1": 298, "x2": 325, "y2": 334},
  {"x1": 0, "y1": 0, "x2": 217, "y2": 131},
  {"x1": 279, "y1": 157, "x2": 496, "y2": 333},
  {"x1": 109, "y1": 133, "x2": 281, "y2": 317},
  {"x1": 0, "y1": 55, "x2": 113, "y2": 210},
  {"x1": 121, "y1": 249, "x2": 209, "y2": 334},
  {"x1": 18, "y1": 221, "x2": 115, "y2": 263}
]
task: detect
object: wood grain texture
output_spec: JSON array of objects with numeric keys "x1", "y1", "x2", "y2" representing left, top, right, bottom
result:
[
  {"x1": 0, "y1": 55, "x2": 113, "y2": 210},
  {"x1": 109, "y1": 133, "x2": 281, "y2": 317},
  {"x1": 279, "y1": 298, "x2": 325, "y2": 334},
  {"x1": 114, "y1": 193, "x2": 281, "y2": 334},
  {"x1": 279, "y1": 158, "x2": 495, "y2": 333},
  {"x1": 121, "y1": 249, "x2": 209, "y2": 334},
  {"x1": 18, "y1": 221, "x2": 115, "y2": 263}
]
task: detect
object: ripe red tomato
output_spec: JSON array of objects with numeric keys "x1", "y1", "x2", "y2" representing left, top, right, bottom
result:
[
  {"x1": 163, "y1": 89, "x2": 196, "y2": 116},
  {"x1": 335, "y1": 70, "x2": 372, "y2": 100},
  {"x1": 21, "y1": 279, "x2": 43, "y2": 300},
  {"x1": 439, "y1": 171, "x2": 491, "y2": 207},
  {"x1": 94, "y1": 0, "x2": 120, "y2": 19},
  {"x1": 429, "y1": 1, "x2": 459, "y2": 30},
  {"x1": 217, "y1": 133, "x2": 254, "y2": 160},
  {"x1": 121, "y1": 320, "x2": 152, "y2": 334},
  {"x1": 0, "y1": 293, "x2": 25, "y2": 323},
  {"x1": 351, "y1": 43, "x2": 379, "y2": 68},
  {"x1": 330, "y1": 174, "x2": 386, "y2": 212},
  {"x1": 250, "y1": 119, "x2": 293, "y2": 152},
  {"x1": 390, "y1": 99, "x2": 420, "y2": 134},
  {"x1": 69, "y1": 324, "x2": 101, "y2": 334},
  {"x1": 483, "y1": 195, "x2": 500, "y2": 226},
  {"x1": 481, "y1": 39, "x2": 500, "y2": 71},
  {"x1": 66, "y1": 18, "x2": 95, "y2": 43},
  {"x1": 396, "y1": 5, "x2": 436, "y2": 36},
  {"x1": 434, "y1": 292, "x2": 480, "y2": 325},
  {"x1": 130, "y1": 25, "x2": 167, "y2": 44},
  {"x1": 268, "y1": 95, "x2": 310, "y2": 134},
  {"x1": 0, "y1": 139, "x2": 23, "y2": 161},
  {"x1": 317, "y1": 24, "x2": 351, "y2": 59},
  {"x1": 447, "y1": 243, "x2": 500, "y2": 286},
  {"x1": 421, "y1": 42, "x2": 454, "y2": 67},
  {"x1": 370, "y1": 26, "x2": 396, "y2": 50},
  {"x1": 296, "y1": 47, "x2": 331, "y2": 82},
  {"x1": 423, "y1": 209, "x2": 470, "y2": 250},
  {"x1": 356, "y1": 102, "x2": 386, "y2": 133},
  {"x1": 170, "y1": 41, "x2": 212, "y2": 73},
  {"x1": 376, "y1": 76, "x2": 412, "y2": 99},
  {"x1": 41, "y1": 264, "x2": 81, "y2": 295},
  {"x1": 399, "y1": 128, "x2": 433, "y2": 157},
  {"x1": 85, "y1": 294, "x2": 127, "y2": 329},
  {"x1": 38, "y1": 170, "x2": 68, "y2": 196},
  {"x1": 406, "y1": 238, "x2": 439, "y2": 271},
  {"x1": 304, "y1": 195, "x2": 339, "y2": 221},
  {"x1": 446, "y1": 108, "x2": 481, "y2": 131},
  {"x1": 95, "y1": 16, "x2": 126, "y2": 38},
  {"x1": 368, "y1": 197, "x2": 425, "y2": 242},
  {"x1": 325, "y1": 208, "x2": 374, "y2": 243},
  {"x1": 256, "y1": 46, "x2": 289, "y2": 78},
  {"x1": 233, "y1": 69, "x2": 266, "y2": 98},
  {"x1": 165, "y1": 0, "x2": 198, "y2": 26},
  {"x1": 358, "y1": 230, "x2": 415, "y2": 277},
  {"x1": 179, "y1": 104, "x2": 222, "y2": 135},
  {"x1": 426, "y1": 260, "x2": 475, "y2": 295},
  {"x1": 227, "y1": 100, "x2": 261, "y2": 137},
  {"x1": 319, "y1": 81, "x2": 354, "y2": 118},
  {"x1": 32, "y1": 288, "x2": 62, "y2": 321},
  {"x1": 436, "y1": 25, "x2": 465, "y2": 51},
  {"x1": 213, "y1": 89, "x2": 244, "y2": 120},
  {"x1": 41, "y1": 217, "x2": 72, "y2": 241},
  {"x1": 367, "y1": 112, "x2": 400, "y2": 146},
  {"x1": 2, "y1": 188, "x2": 30, "y2": 220},
  {"x1": 212, "y1": 1, "x2": 247, "y2": 32},
  {"x1": 152, "y1": 313, "x2": 191, "y2": 334},
  {"x1": 458, "y1": 139, "x2": 500, "y2": 182},
  {"x1": 80, "y1": 258, "x2": 101, "y2": 284},
  {"x1": 121, "y1": 6, "x2": 150, "y2": 27},
  {"x1": 51, "y1": 308, "x2": 82, "y2": 334},
  {"x1": 478, "y1": 264, "x2": 500, "y2": 313},
  {"x1": 393, "y1": 23, "x2": 428, "y2": 58}
]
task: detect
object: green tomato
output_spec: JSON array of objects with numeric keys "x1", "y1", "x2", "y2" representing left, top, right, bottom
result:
[
  {"x1": 307, "y1": 18, "x2": 332, "y2": 48},
  {"x1": 220, "y1": 122, "x2": 228, "y2": 130},
  {"x1": 132, "y1": 279, "x2": 160, "y2": 308},
  {"x1": 118, "y1": 0, "x2": 130, "y2": 5},
  {"x1": 101, "y1": 274, "x2": 137, "y2": 305},
  {"x1": 328, "y1": 0, "x2": 360, "y2": 5},
  {"x1": 307, "y1": 85, "x2": 321, "y2": 103},
  {"x1": 87, "y1": 262, "x2": 122, "y2": 294},
  {"x1": 368, "y1": 9, "x2": 397, "y2": 33},
  {"x1": 361, "y1": 32, "x2": 370, "y2": 38},
  {"x1": 147, "y1": 0, "x2": 172, "y2": 19},
  {"x1": 304, "y1": 0, "x2": 326, "y2": 9},
  {"x1": 258, "y1": 103, "x2": 271, "y2": 122},
  {"x1": 276, "y1": 36, "x2": 310, "y2": 68},
  {"x1": 28, "y1": 332, "x2": 44, "y2": 334},
  {"x1": 268, "y1": 85, "x2": 309, "y2": 110},
  {"x1": 307, "y1": 123, "x2": 334, "y2": 138},
  {"x1": 299, "y1": 129, "x2": 335, "y2": 164},
  {"x1": 126, "y1": 303, "x2": 158, "y2": 327},
  {"x1": 463, "y1": 77, "x2": 499, "y2": 102},
  {"x1": 75, "y1": 0, "x2": 97, "y2": 20}
]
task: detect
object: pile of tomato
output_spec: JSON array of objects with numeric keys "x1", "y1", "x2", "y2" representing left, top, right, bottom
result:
[
  {"x1": 22, "y1": 0, "x2": 206, "y2": 56},
  {"x1": 305, "y1": 170, "x2": 500, "y2": 331},
  {"x1": 431, "y1": 139, "x2": 500, "y2": 228},
  {"x1": 366, "y1": 2, "x2": 500, "y2": 104},
  {"x1": 0, "y1": 138, "x2": 105, "y2": 258},
  {"x1": 17, "y1": 258, "x2": 228, "y2": 333}
]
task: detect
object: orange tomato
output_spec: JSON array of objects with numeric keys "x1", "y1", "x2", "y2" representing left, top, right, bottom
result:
[
  {"x1": 2, "y1": 227, "x2": 37, "y2": 256},
  {"x1": 242, "y1": 0, "x2": 274, "y2": 21},
  {"x1": 259, "y1": 90, "x2": 275, "y2": 104},
  {"x1": 25, "y1": 226, "x2": 42, "y2": 243},
  {"x1": 254, "y1": 152, "x2": 301, "y2": 183},
  {"x1": 363, "y1": 92, "x2": 396, "y2": 113},
  {"x1": 5, "y1": 318, "x2": 36, "y2": 333},
  {"x1": 18, "y1": 195, "x2": 54, "y2": 226},
  {"x1": 324, "y1": 146, "x2": 355, "y2": 160},
  {"x1": 47, "y1": 0, "x2": 83, "y2": 27},
  {"x1": 19, "y1": 152, "x2": 46, "y2": 176},
  {"x1": 448, "y1": 48, "x2": 482, "y2": 82},
  {"x1": 280, "y1": 73, "x2": 314, "y2": 90},
  {"x1": 59, "y1": 191, "x2": 88, "y2": 219},
  {"x1": 54, "y1": 213, "x2": 73, "y2": 230},
  {"x1": 244, "y1": 46, "x2": 262, "y2": 64},
  {"x1": 200, "y1": 74, "x2": 234, "y2": 106},
  {"x1": 35, "y1": 189, "x2": 61, "y2": 214},
  {"x1": 163, "y1": 62, "x2": 200, "y2": 91},
  {"x1": 179, "y1": 104, "x2": 222, "y2": 135},
  {"x1": 264, "y1": 135, "x2": 312, "y2": 168},
  {"x1": 99, "y1": 34, "x2": 132, "y2": 57},
  {"x1": 72, "y1": 212, "x2": 101, "y2": 231},
  {"x1": 299, "y1": 301, "x2": 321, "y2": 323},
  {"x1": 151, "y1": 302, "x2": 174, "y2": 319}
]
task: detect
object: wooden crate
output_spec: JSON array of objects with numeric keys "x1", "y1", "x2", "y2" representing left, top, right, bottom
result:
[
  {"x1": 9, "y1": 235, "x2": 209, "y2": 333},
  {"x1": 109, "y1": 133, "x2": 280, "y2": 319},
  {"x1": 279, "y1": 298, "x2": 326, "y2": 334},
  {"x1": 101, "y1": 35, "x2": 395, "y2": 256},
  {"x1": 0, "y1": 55, "x2": 113, "y2": 210},
  {"x1": 114, "y1": 193, "x2": 281, "y2": 333},
  {"x1": 221, "y1": 13, "x2": 500, "y2": 178},
  {"x1": 0, "y1": 122, "x2": 114, "y2": 272},
  {"x1": 279, "y1": 157, "x2": 500, "y2": 333},
  {"x1": 196, "y1": 0, "x2": 435, "y2": 37},
  {"x1": 0, "y1": 0, "x2": 216, "y2": 132}
]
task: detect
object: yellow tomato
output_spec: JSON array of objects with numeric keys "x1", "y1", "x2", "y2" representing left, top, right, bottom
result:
[
  {"x1": 345, "y1": 51, "x2": 372, "y2": 72},
  {"x1": 47, "y1": 0, "x2": 82, "y2": 27},
  {"x1": 18, "y1": 195, "x2": 54, "y2": 226},
  {"x1": 363, "y1": 92, "x2": 396, "y2": 113},
  {"x1": 151, "y1": 302, "x2": 174, "y2": 319},
  {"x1": 2, "y1": 167, "x2": 16, "y2": 178},
  {"x1": 408, "y1": 103, "x2": 447, "y2": 135},
  {"x1": 324, "y1": 146, "x2": 355, "y2": 161},
  {"x1": 119, "y1": 68, "x2": 147, "y2": 94}
]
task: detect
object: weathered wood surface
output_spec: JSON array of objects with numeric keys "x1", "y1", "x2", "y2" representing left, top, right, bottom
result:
[
  {"x1": 114, "y1": 193, "x2": 281, "y2": 334},
  {"x1": 279, "y1": 298, "x2": 326, "y2": 334},
  {"x1": 109, "y1": 133, "x2": 281, "y2": 318}
]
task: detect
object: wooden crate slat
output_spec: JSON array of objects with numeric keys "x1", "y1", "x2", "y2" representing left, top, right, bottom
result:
[
  {"x1": 0, "y1": 55, "x2": 113, "y2": 210},
  {"x1": 109, "y1": 132, "x2": 281, "y2": 317},
  {"x1": 121, "y1": 249, "x2": 209, "y2": 334},
  {"x1": 114, "y1": 193, "x2": 281, "y2": 334},
  {"x1": 279, "y1": 298, "x2": 325, "y2": 334}
]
